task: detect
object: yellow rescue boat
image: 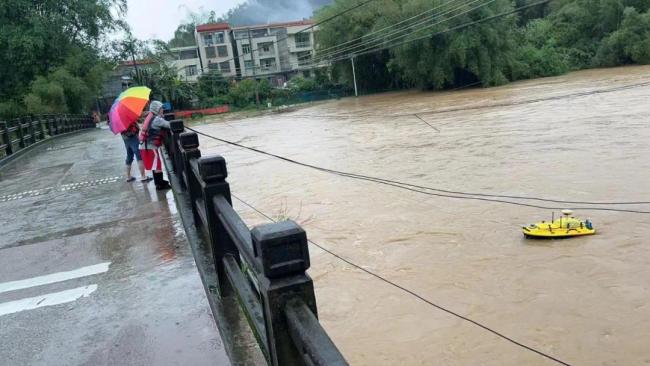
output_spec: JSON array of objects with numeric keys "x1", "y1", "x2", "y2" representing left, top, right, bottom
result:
[{"x1": 522, "y1": 210, "x2": 595, "y2": 239}]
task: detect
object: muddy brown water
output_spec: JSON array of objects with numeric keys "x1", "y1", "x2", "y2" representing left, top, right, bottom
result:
[{"x1": 195, "y1": 66, "x2": 650, "y2": 365}]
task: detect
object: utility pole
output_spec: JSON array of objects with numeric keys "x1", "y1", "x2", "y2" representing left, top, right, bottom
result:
[
  {"x1": 351, "y1": 56, "x2": 358, "y2": 97},
  {"x1": 247, "y1": 28, "x2": 260, "y2": 107}
]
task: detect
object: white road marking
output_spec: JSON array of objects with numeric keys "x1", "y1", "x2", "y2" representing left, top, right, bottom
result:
[
  {"x1": 0, "y1": 262, "x2": 110, "y2": 294},
  {"x1": 0, "y1": 176, "x2": 122, "y2": 203},
  {"x1": 0, "y1": 285, "x2": 98, "y2": 317}
]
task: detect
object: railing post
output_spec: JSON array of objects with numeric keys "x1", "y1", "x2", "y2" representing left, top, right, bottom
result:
[
  {"x1": 14, "y1": 118, "x2": 25, "y2": 149},
  {"x1": 197, "y1": 156, "x2": 238, "y2": 292},
  {"x1": 24, "y1": 116, "x2": 35, "y2": 145},
  {"x1": 37, "y1": 115, "x2": 45, "y2": 140},
  {"x1": 252, "y1": 221, "x2": 316, "y2": 366},
  {"x1": 47, "y1": 116, "x2": 54, "y2": 137},
  {"x1": 168, "y1": 120, "x2": 185, "y2": 173},
  {"x1": 0, "y1": 121, "x2": 12, "y2": 156},
  {"x1": 178, "y1": 132, "x2": 201, "y2": 204},
  {"x1": 178, "y1": 132, "x2": 200, "y2": 191}
]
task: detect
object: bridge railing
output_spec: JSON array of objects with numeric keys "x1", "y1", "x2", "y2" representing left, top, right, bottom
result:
[
  {"x1": 0, "y1": 114, "x2": 94, "y2": 159},
  {"x1": 164, "y1": 119, "x2": 347, "y2": 366}
]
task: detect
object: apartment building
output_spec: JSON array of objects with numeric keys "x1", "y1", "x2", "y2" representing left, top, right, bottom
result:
[
  {"x1": 230, "y1": 20, "x2": 316, "y2": 86},
  {"x1": 167, "y1": 46, "x2": 202, "y2": 82},
  {"x1": 155, "y1": 20, "x2": 318, "y2": 86},
  {"x1": 195, "y1": 23, "x2": 237, "y2": 78}
]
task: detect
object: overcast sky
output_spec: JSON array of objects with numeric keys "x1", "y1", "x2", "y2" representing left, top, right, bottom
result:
[{"x1": 125, "y1": 0, "x2": 245, "y2": 41}]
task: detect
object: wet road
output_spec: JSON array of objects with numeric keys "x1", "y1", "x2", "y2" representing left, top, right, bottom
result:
[
  {"x1": 0, "y1": 129, "x2": 230, "y2": 365},
  {"x1": 194, "y1": 66, "x2": 650, "y2": 365}
]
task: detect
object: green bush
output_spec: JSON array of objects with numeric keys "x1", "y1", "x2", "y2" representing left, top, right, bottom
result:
[
  {"x1": 288, "y1": 76, "x2": 319, "y2": 92},
  {"x1": 226, "y1": 79, "x2": 274, "y2": 108},
  {"x1": 0, "y1": 101, "x2": 22, "y2": 120}
]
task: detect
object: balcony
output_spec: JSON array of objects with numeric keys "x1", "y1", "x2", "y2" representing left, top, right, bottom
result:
[
  {"x1": 257, "y1": 43, "x2": 275, "y2": 57},
  {"x1": 260, "y1": 64, "x2": 277, "y2": 73}
]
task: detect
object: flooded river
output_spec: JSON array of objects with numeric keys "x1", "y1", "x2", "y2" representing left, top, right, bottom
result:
[{"x1": 195, "y1": 66, "x2": 650, "y2": 365}]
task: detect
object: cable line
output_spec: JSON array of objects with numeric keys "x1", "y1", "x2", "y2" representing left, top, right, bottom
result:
[
  {"x1": 186, "y1": 127, "x2": 650, "y2": 214},
  {"x1": 305, "y1": 0, "x2": 488, "y2": 63},
  {"x1": 310, "y1": 0, "x2": 551, "y2": 66},
  {"x1": 312, "y1": 0, "x2": 468, "y2": 56}
]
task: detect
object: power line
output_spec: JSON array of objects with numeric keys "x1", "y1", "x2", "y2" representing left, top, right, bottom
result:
[
  {"x1": 304, "y1": 0, "x2": 491, "y2": 63},
  {"x1": 231, "y1": 193, "x2": 572, "y2": 366},
  {"x1": 312, "y1": 0, "x2": 468, "y2": 56},
  {"x1": 185, "y1": 126, "x2": 650, "y2": 214},
  {"x1": 315, "y1": 0, "x2": 551, "y2": 66}
]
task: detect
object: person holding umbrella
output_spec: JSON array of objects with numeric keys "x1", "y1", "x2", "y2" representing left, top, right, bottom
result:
[
  {"x1": 108, "y1": 86, "x2": 154, "y2": 183},
  {"x1": 139, "y1": 100, "x2": 171, "y2": 190}
]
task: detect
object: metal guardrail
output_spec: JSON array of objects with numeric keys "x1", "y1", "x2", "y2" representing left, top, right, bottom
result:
[
  {"x1": 0, "y1": 114, "x2": 94, "y2": 159},
  {"x1": 164, "y1": 120, "x2": 348, "y2": 366}
]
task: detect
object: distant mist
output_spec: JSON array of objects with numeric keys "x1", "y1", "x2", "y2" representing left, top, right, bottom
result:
[{"x1": 220, "y1": 0, "x2": 333, "y2": 26}]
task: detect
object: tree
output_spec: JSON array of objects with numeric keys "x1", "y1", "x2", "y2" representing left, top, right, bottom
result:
[
  {"x1": 168, "y1": 9, "x2": 219, "y2": 48},
  {"x1": 0, "y1": 0, "x2": 126, "y2": 118},
  {"x1": 169, "y1": 23, "x2": 197, "y2": 47}
]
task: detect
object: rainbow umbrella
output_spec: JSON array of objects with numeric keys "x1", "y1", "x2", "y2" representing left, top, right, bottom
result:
[{"x1": 108, "y1": 86, "x2": 151, "y2": 134}]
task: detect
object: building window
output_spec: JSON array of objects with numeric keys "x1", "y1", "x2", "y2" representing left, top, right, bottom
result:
[
  {"x1": 205, "y1": 46, "x2": 216, "y2": 58},
  {"x1": 217, "y1": 45, "x2": 228, "y2": 57},
  {"x1": 186, "y1": 65, "x2": 198, "y2": 77},
  {"x1": 260, "y1": 58, "x2": 275, "y2": 71},
  {"x1": 203, "y1": 34, "x2": 213, "y2": 46},
  {"x1": 242, "y1": 44, "x2": 251, "y2": 54},
  {"x1": 295, "y1": 33, "x2": 311, "y2": 48},
  {"x1": 215, "y1": 32, "x2": 225, "y2": 44},
  {"x1": 260, "y1": 42, "x2": 273, "y2": 53},
  {"x1": 220, "y1": 61, "x2": 231, "y2": 73},
  {"x1": 244, "y1": 60, "x2": 254, "y2": 70},
  {"x1": 180, "y1": 49, "x2": 197, "y2": 60},
  {"x1": 208, "y1": 62, "x2": 219, "y2": 70}
]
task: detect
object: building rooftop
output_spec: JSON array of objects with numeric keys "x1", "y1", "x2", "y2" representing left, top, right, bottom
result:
[
  {"x1": 196, "y1": 22, "x2": 231, "y2": 33},
  {"x1": 231, "y1": 19, "x2": 314, "y2": 31}
]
